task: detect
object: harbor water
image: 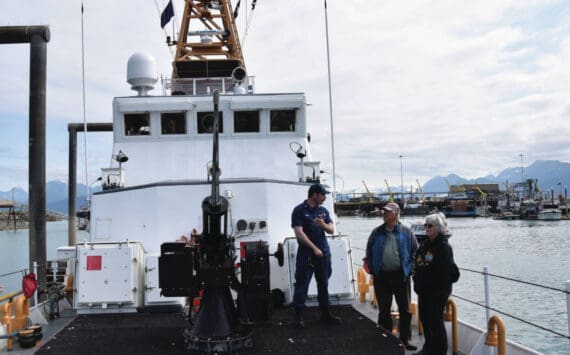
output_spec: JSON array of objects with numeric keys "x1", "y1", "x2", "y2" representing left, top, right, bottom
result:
[
  {"x1": 343, "y1": 216, "x2": 570, "y2": 354},
  {"x1": 1, "y1": 218, "x2": 569, "y2": 354}
]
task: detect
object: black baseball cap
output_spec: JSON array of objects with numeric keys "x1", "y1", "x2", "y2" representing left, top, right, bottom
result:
[{"x1": 309, "y1": 183, "x2": 331, "y2": 195}]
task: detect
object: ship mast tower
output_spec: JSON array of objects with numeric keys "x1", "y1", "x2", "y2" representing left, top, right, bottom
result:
[{"x1": 173, "y1": 0, "x2": 245, "y2": 79}]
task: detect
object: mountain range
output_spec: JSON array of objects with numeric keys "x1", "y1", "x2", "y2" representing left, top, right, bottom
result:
[
  {"x1": 0, "y1": 180, "x2": 91, "y2": 214},
  {"x1": 2, "y1": 160, "x2": 569, "y2": 214},
  {"x1": 421, "y1": 160, "x2": 570, "y2": 193}
]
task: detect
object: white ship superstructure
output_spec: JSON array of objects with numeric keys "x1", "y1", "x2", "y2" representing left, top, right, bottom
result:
[{"x1": 80, "y1": 69, "x2": 354, "y2": 312}]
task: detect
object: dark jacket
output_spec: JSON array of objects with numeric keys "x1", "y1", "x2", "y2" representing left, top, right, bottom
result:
[
  {"x1": 413, "y1": 234, "x2": 455, "y2": 295},
  {"x1": 365, "y1": 223, "x2": 418, "y2": 280}
]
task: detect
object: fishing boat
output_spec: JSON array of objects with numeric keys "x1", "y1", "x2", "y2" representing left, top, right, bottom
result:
[
  {"x1": 537, "y1": 201, "x2": 562, "y2": 221},
  {"x1": 519, "y1": 199, "x2": 539, "y2": 220},
  {"x1": 0, "y1": 2, "x2": 545, "y2": 355},
  {"x1": 408, "y1": 220, "x2": 452, "y2": 243},
  {"x1": 402, "y1": 202, "x2": 430, "y2": 216}
]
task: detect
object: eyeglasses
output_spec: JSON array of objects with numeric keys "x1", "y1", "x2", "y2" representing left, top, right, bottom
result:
[{"x1": 424, "y1": 224, "x2": 434, "y2": 228}]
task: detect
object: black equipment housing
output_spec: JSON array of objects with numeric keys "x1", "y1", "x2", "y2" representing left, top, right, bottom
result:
[
  {"x1": 239, "y1": 241, "x2": 271, "y2": 324},
  {"x1": 158, "y1": 242, "x2": 197, "y2": 297}
]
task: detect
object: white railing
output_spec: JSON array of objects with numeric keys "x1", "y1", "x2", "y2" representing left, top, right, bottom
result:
[{"x1": 161, "y1": 75, "x2": 255, "y2": 96}]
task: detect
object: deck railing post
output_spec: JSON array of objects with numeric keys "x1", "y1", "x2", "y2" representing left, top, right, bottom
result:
[
  {"x1": 566, "y1": 280, "x2": 569, "y2": 339},
  {"x1": 483, "y1": 266, "x2": 491, "y2": 322},
  {"x1": 566, "y1": 280, "x2": 570, "y2": 335},
  {"x1": 483, "y1": 266, "x2": 493, "y2": 355}
]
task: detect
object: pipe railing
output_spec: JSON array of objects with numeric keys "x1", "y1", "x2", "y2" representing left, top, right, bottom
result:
[
  {"x1": 455, "y1": 267, "x2": 570, "y2": 341},
  {"x1": 0, "y1": 290, "x2": 23, "y2": 304}
]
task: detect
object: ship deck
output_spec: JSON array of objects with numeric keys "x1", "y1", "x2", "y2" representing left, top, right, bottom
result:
[{"x1": 32, "y1": 305, "x2": 406, "y2": 355}]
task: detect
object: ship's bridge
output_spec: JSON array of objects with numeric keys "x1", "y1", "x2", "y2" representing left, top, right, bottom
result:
[{"x1": 108, "y1": 92, "x2": 318, "y2": 187}]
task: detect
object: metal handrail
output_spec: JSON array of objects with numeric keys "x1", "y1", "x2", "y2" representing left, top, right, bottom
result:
[
  {"x1": 461, "y1": 267, "x2": 569, "y2": 294},
  {"x1": 0, "y1": 290, "x2": 23, "y2": 303},
  {"x1": 0, "y1": 268, "x2": 27, "y2": 279},
  {"x1": 351, "y1": 260, "x2": 570, "y2": 341}
]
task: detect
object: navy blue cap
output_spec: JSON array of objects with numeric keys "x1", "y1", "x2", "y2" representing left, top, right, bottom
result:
[{"x1": 309, "y1": 183, "x2": 331, "y2": 195}]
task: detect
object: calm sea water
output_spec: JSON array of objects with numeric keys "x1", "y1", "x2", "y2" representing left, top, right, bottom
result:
[{"x1": 1, "y1": 218, "x2": 569, "y2": 353}]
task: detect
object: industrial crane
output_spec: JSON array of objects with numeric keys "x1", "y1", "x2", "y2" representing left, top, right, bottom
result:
[
  {"x1": 361, "y1": 180, "x2": 374, "y2": 203},
  {"x1": 475, "y1": 186, "x2": 487, "y2": 201},
  {"x1": 416, "y1": 179, "x2": 424, "y2": 201},
  {"x1": 384, "y1": 179, "x2": 394, "y2": 202},
  {"x1": 446, "y1": 178, "x2": 465, "y2": 193}
]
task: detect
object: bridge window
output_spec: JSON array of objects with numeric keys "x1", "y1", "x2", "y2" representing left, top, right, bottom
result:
[
  {"x1": 161, "y1": 112, "x2": 186, "y2": 135},
  {"x1": 124, "y1": 113, "x2": 150, "y2": 136},
  {"x1": 197, "y1": 112, "x2": 224, "y2": 134},
  {"x1": 270, "y1": 110, "x2": 296, "y2": 132},
  {"x1": 234, "y1": 111, "x2": 260, "y2": 133}
]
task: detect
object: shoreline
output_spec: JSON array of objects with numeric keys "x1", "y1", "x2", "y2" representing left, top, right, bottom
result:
[
  {"x1": 0, "y1": 220, "x2": 29, "y2": 231},
  {"x1": 0, "y1": 217, "x2": 65, "y2": 231}
]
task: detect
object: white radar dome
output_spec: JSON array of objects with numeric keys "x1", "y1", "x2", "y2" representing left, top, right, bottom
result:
[{"x1": 127, "y1": 52, "x2": 157, "y2": 96}]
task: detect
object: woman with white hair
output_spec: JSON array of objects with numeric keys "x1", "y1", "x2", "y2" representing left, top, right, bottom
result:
[{"x1": 412, "y1": 212, "x2": 458, "y2": 355}]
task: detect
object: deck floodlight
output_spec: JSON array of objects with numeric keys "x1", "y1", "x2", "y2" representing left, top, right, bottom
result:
[
  {"x1": 231, "y1": 67, "x2": 247, "y2": 84},
  {"x1": 113, "y1": 150, "x2": 129, "y2": 163}
]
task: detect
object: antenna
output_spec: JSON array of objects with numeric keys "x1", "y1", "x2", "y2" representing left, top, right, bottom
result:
[{"x1": 81, "y1": 2, "x2": 89, "y2": 204}]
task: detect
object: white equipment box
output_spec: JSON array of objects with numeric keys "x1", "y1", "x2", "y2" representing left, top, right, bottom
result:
[
  {"x1": 144, "y1": 255, "x2": 185, "y2": 307},
  {"x1": 75, "y1": 241, "x2": 145, "y2": 314},
  {"x1": 285, "y1": 237, "x2": 355, "y2": 306}
]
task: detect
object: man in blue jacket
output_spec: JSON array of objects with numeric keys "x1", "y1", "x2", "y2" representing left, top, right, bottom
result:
[{"x1": 365, "y1": 202, "x2": 418, "y2": 350}]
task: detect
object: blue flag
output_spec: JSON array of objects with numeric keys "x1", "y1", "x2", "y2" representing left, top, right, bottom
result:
[{"x1": 161, "y1": 0, "x2": 174, "y2": 28}]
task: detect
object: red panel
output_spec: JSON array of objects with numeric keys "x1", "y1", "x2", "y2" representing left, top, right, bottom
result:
[{"x1": 86, "y1": 255, "x2": 102, "y2": 271}]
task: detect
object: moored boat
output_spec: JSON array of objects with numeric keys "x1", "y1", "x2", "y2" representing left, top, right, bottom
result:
[
  {"x1": 0, "y1": 2, "x2": 548, "y2": 354},
  {"x1": 537, "y1": 208, "x2": 562, "y2": 221},
  {"x1": 537, "y1": 200, "x2": 562, "y2": 221}
]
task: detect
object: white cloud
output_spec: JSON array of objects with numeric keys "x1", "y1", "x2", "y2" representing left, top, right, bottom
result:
[{"x1": 1, "y1": 0, "x2": 570, "y2": 192}]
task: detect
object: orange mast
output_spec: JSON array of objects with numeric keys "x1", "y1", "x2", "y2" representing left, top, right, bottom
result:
[{"x1": 173, "y1": 0, "x2": 244, "y2": 78}]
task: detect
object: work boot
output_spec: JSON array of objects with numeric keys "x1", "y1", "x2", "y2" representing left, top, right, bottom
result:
[
  {"x1": 320, "y1": 312, "x2": 342, "y2": 325},
  {"x1": 293, "y1": 308, "x2": 305, "y2": 329}
]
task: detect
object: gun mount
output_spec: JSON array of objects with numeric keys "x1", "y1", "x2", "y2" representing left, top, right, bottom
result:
[{"x1": 159, "y1": 90, "x2": 254, "y2": 352}]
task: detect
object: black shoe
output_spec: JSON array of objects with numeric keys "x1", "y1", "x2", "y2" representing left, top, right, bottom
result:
[
  {"x1": 321, "y1": 313, "x2": 342, "y2": 325},
  {"x1": 402, "y1": 341, "x2": 417, "y2": 351},
  {"x1": 412, "y1": 351, "x2": 425, "y2": 355},
  {"x1": 294, "y1": 309, "x2": 305, "y2": 329}
]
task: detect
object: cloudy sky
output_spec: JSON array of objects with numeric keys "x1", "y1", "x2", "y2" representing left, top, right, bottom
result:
[{"x1": 1, "y1": 0, "x2": 570, "y2": 194}]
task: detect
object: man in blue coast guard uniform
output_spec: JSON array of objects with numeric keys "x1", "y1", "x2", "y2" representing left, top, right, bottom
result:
[{"x1": 291, "y1": 183, "x2": 342, "y2": 328}]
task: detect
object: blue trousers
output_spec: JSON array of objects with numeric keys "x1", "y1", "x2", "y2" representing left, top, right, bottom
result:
[{"x1": 292, "y1": 250, "x2": 332, "y2": 311}]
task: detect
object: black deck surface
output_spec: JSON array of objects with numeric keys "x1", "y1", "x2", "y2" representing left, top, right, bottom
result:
[{"x1": 35, "y1": 306, "x2": 405, "y2": 355}]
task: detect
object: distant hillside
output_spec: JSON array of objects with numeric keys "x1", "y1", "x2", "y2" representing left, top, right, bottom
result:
[
  {"x1": 422, "y1": 160, "x2": 570, "y2": 193},
  {"x1": 0, "y1": 181, "x2": 91, "y2": 215},
  {"x1": 0, "y1": 187, "x2": 27, "y2": 202}
]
